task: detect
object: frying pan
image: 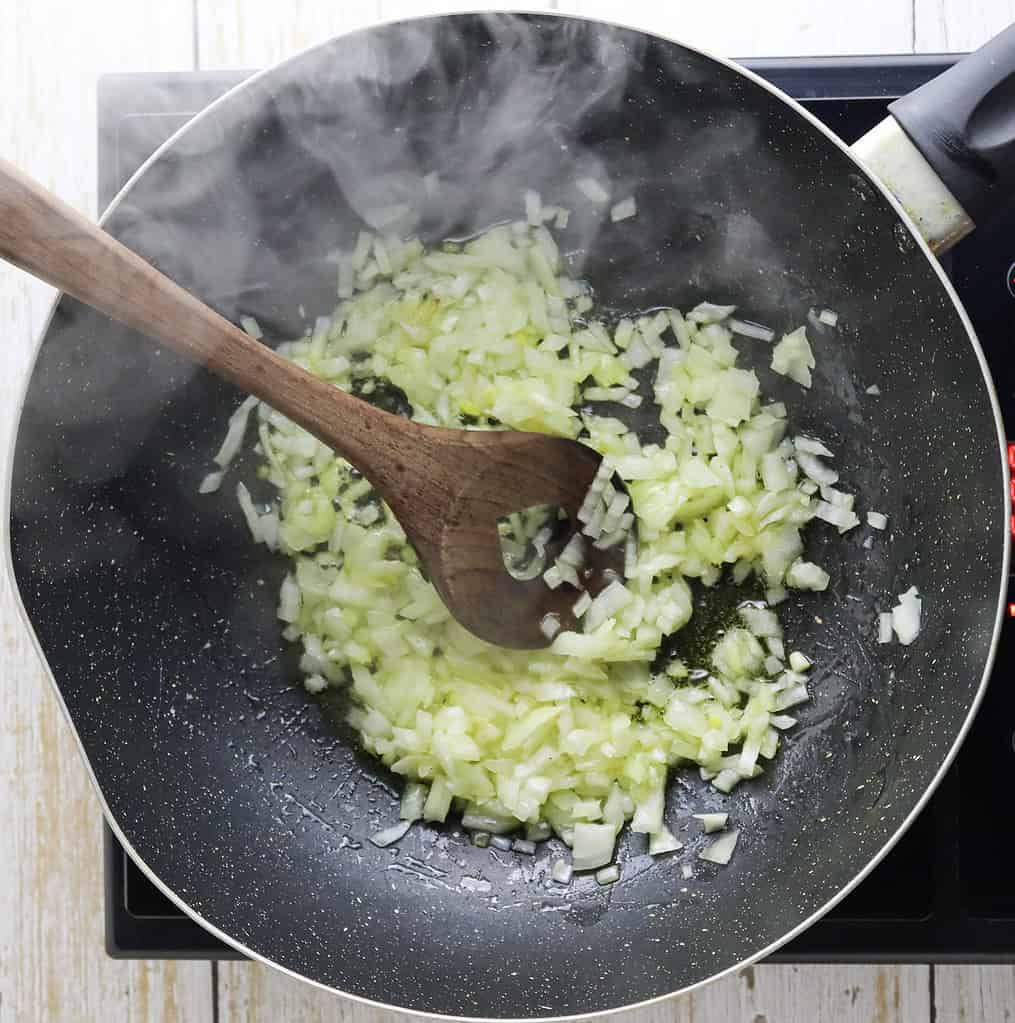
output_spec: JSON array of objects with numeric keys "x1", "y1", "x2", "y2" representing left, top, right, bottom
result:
[{"x1": 6, "y1": 12, "x2": 1013, "y2": 1018}]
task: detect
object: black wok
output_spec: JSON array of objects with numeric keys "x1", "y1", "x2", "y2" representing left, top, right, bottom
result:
[{"x1": 6, "y1": 13, "x2": 1012, "y2": 1018}]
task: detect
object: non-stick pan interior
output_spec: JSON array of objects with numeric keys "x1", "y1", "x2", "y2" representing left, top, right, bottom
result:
[{"x1": 9, "y1": 14, "x2": 1006, "y2": 1017}]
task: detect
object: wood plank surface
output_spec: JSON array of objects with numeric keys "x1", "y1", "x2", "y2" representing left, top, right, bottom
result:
[
  {"x1": 0, "y1": 2, "x2": 213, "y2": 1022},
  {"x1": 3, "y1": 0, "x2": 1010, "y2": 1020}
]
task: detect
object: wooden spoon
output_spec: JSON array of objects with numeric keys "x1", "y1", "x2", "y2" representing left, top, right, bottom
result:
[{"x1": 0, "y1": 158, "x2": 622, "y2": 649}]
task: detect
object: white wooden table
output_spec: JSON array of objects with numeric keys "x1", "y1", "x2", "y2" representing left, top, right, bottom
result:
[{"x1": 3, "y1": 1, "x2": 1014, "y2": 1019}]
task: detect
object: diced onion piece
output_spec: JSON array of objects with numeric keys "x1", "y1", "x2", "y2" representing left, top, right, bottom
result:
[
  {"x1": 541, "y1": 614, "x2": 561, "y2": 640},
  {"x1": 462, "y1": 809, "x2": 517, "y2": 835},
  {"x1": 788, "y1": 651, "x2": 811, "y2": 672},
  {"x1": 698, "y1": 828, "x2": 740, "y2": 865},
  {"x1": 278, "y1": 573, "x2": 300, "y2": 623},
  {"x1": 595, "y1": 864, "x2": 620, "y2": 885},
  {"x1": 400, "y1": 782, "x2": 427, "y2": 822},
  {"x1": 304, "y1": 674, "x2": 328, "y2": 694},
  {"x1": 235, "y1": 482, "x2": 264, "y2": 544},
  {"x1": 610, "y1": 197, "x2": 637, "y2": 222},
  {"x1": 866, "y1": 384, "x2": 881, "y2": 396},
  {"x1": 526, "y1": 821, "x2": 552, "y2": 843},
  {"x1": 688, "y1": 302, "x2": 736, "y2": 325},
  {"x1": 524, "y1": 189, "x2": 543, "y2": 226},
  {"x1": 816, "y1": 501, "x2": 860, "y2": 532},
  {"x1": 240, "y1": 315, "x2": 263, "y2": 339},
  {"x1": 572, "y1": 590, "x2": 592, "y2": 618},
  {"x1": 785, "y1": 560, "x2": 830, "y2": 591},
  {"x1": 878, "y1": 612, "x2": 894, "y2": 644},
  {"x1": 681, "y1": 863, "x2": 693, "y2": 879},
  {"x1": 771, "y1": 326, "x2": 815, "y2": 388},
  {"x1": 794, "y1": 436, "x2": 834, "y2": 458},
  {"x1": 796, "y1": 451, "x2": 838, "y2": 486},
  {"x1": 543, "y1": 565, "x2": 564, "y2": 590},
  {"x1": 423, "y1": 779, "x2": 453, "y2": 822},
  {"x1": 199, "y1": 470, "x2": 224, "y2": 494},
  {"x1": 739, "y1": 605, "x2": 781, "y2": 639},
  {"x1": 576, "y1": 177, "x2": 610, "y2": 202},
  {"x1": 693, "y1": 812, "x2": 728, "y2": 834},
  {"x1": 728, "y1": 318, "x2": 775, "y2": 341},
  {"x1": 867, "y1": 511, "x2": 888, "y2": 530},
  {"x1": 818, "y1": 308, "x2": 839, "y2": 326},
  {"x1": 512, "y1": 838, "x2": 536, "y2": 855},
  {"x1": 370, "y1": 820, "x2": 412, "y2": 848},
  {"x1": 585, "y1": 581, "x2": 633, "y2": 631},
  {"x1": 891, "y1": 586, "x2": 922, "y2": 645},
  {"x1": 558, "y1": 534, "x2": 586, "y2": 568},
  {"x1": 214, "y1": 395, "x2": 259, "y2": 469},
  {"x1": 551, "y1": 859, "x2": 573, "y2": 884},
  {"x1": 648, "y1": 826, "x2": 683, "y2": 855},
  {"x1": 571, "y1": 822, "x2": 617, "y2": 870},
  {"x1": 491, "y1": 836, "x2": 513, "y2": 851}
]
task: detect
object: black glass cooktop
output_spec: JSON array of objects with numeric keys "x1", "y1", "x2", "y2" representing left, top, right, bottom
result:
[{"x1": 101, "y1": 56, "x2": 1015, "y2": 962}]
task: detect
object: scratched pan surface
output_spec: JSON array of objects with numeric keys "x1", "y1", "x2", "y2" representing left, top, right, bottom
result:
[{"x1": 7, "y1": 13, "x2": 1008, "y2": 1018}]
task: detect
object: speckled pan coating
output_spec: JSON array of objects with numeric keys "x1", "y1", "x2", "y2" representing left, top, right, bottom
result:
[{"x1": 7, "y1": 13, "x2": 1009, "y2": 1020}]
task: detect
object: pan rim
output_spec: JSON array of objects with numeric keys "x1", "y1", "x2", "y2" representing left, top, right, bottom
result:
[{"x1": 3, "y1": 9, "x2": 1010, "y2": 1020}]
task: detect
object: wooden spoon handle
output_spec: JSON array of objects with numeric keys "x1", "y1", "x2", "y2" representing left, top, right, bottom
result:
[{"x1": 0, "y1": 157, "x2": 398, "y2": 474}]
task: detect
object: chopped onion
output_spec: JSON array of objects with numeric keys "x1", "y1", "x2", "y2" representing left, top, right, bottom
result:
[
  {"x1": 541, "y1": 614, "x2": 561, "y2": 640},
  {"x1": 526, "y1": 821, "x2": 552, "y2": 842},
  {"x1": 771, "y1": 326, "x2": 815, "y2": 388},
  {"x1": 551, "y1": 859, "x2": 573, "y2": 884},
  {"x1": 214, "y1": 395, "x2": 259, "y2": 470},
  {"x1": 610, "y1": 197, "x2": 637, "y2": 222},
  {"x1": 199, "y1": 470, "x2": 224, "y2": 494},
  {"x1": 572, "y1": 822, "x2": 617, "y2": 870},
  {"x1": 585, "y1": 581, "x2": 633, "y2": 631},
  {"x1": 866, "y1": 384, "x2": 881, "y2": 396},
  {"x1": 543, "y1": 565, "x2": 564, "y2": 590},
  {"x1": 867, "y1": 511, "x2": 888, "y2": 530},
  {"x1": 688, "y1": 302, "x2": 736, "y2": 325},
  {"x1": 558, "y1": 534, "x2": 586, "y2": 568},
  {"x1": 817, "y1": 308, "x2": 839, "y2": 326},
  {"x1": 524, "y1": 190, "x2": 543, "y2": 227},
  {"x1": 240, "y1": 315, "x2": 263, "y2": 339},
  {"x1": 648, "y1": 826, "x2": 683, "y2": 855},
  {"x1": 699, "y1": 828, "x2": 740, "y2": 865},
  {"x1": 576, "y1": 177, "x2": 610, "y2": 202},
  {"x1": 595, "y1": 864, "x2": 620, "y2": 885},
  {"x1": 462, "y1": 810, "x2": 517, "y2": 835},
  {"x1": 815, "y1": 501, "x2": 860, "y2": 532},
  {"x1": 400, "y1": 782, "x2": 427, "y2": 822},
  {"x1": 878, "y1": 612, "x2": 893, "y2": 644},
  {"x1": 572, "y1": 590, "x2": 592, "y2": 618},
  {"x1": 794, "y1": 436, "x2": 834, "y2": 458},
  {"x1": 512, "y1": 838, "x2": 536, "y2": 855},
  {"x1": 785, "y1": 560, "x2": 830, "y2": 591},
  {"x1": 370, "y1": 820, "x2": 412, "y2": 847},
  {"x1": 892, "y1": 586, "x2": 922, "y2": 645},
  {"x1": 788, "y1": 651, "x2": 811, "y2": 672},
  {"x1": 796, "y1": 451, "x2": 838, "y2": 486},
  {"x1": 728, "y1": 318, "x2": 775, "y2": 341},
  {"x1": 680, "y1": 863, "x2": 693, "y2": 879},
  {"x1": 693, "y1": 812, "x2": 728, "y2": 834}
]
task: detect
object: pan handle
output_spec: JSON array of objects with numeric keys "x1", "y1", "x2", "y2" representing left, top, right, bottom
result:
[
  {"x1": 851, "y1": 24, "x2": 1015, "y2": 255},
  {"x1": 889, "y1": 24, "x2": 1015, "y2": 228}
]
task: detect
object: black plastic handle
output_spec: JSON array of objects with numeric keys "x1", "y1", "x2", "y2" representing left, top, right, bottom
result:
[{"x1": 889, "y1": 23, "x2": 1015, "y2": 225}]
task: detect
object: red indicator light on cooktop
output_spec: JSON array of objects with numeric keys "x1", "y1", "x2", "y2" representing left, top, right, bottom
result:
[{"x1": 1009, "y1": 444, "x2": 1015, "y2": 537}]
